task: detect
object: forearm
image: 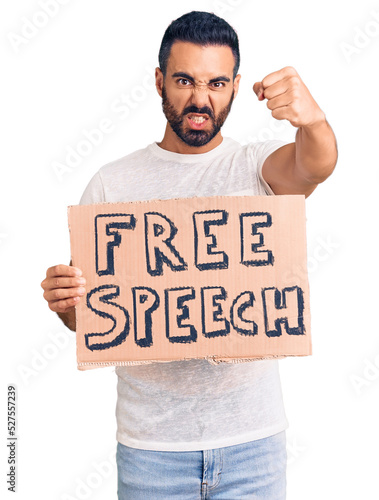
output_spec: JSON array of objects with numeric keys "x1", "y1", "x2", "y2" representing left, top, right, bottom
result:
[
  {"x1": 294, "y1": 117, "x2": 338, "y2": 184},
  {"x1": 57, "y1": 308, "x2": 76, "y2": 332}
]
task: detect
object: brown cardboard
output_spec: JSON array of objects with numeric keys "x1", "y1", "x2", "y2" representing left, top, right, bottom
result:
[{"x1": 68, "y1": 195, "x2": 311, "y2": 370}]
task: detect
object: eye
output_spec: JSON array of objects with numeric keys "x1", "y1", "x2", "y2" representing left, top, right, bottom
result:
[
  {"x1": 210, "y1": 81, "x2": 226, "y2": 89},
  {"x1": 177, "y1": 78, "x2": 192, "y2": 86}
]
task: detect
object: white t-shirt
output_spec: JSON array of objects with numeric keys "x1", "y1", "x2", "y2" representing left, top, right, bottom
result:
[{"x1": 80, "y1": 137, "x2": 289, "y2": 452}]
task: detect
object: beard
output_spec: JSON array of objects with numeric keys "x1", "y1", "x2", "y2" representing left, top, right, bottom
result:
[{"x1": 161, "y1": 86, "x2": 234, "y2": 147}]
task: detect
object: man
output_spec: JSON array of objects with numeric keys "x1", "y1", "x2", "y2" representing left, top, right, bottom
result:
[{"x1": 41, "y1": 11, "x2": 337, "y2": 499}]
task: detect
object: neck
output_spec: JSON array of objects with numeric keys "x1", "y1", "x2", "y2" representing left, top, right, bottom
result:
[{"x1": 157, "y1": 123, "x2": 223, "y2": 154}]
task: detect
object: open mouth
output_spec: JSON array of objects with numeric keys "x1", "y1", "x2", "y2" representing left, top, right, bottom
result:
[{"x1": 186, "y1": 113, "x2": 209, "y2": 129}]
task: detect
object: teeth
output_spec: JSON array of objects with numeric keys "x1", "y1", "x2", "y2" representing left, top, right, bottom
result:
[{"x1": 190, "y1": 116, "x2": 206, "y2": 123}]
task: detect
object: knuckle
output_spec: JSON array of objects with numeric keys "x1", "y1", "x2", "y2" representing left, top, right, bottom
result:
[
  {"x1": 285, "y1": 66, "x2": 296, "y2": 75},
  {"x1": 292, "y1": 87, "x2": 300, "y2": 98},
  {"x1": 292, "y1": 112, "x2": 300, "y2": 125},
  {"x1": 54, "y1": 289, "x2": 62, "y2": 300},
  {"x1": 290, "y1": 75, "x2": 300, "y2": 87},
  {"x1": 54, "y1": 278, "x2": 60, "y2": 287},
  {"x1": 265, "y1": 88, "x2": 273, "y2": 99},
  {"x1": 53, "y1": 264, "x2": 61, "y2": 275},
  {"x1": 48, "y1": 302, "x2": 57, "y2": 312},
  {"x1": 292, "y1": 102, "x2": 301, "y2": 115},
  {"x1": 57, "y1": 301, "x2": 67, "y2": 312}
]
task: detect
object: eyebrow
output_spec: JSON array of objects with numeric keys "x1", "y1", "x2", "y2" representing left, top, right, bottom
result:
[{"x1": 171, "y1": 72, "x2": 231, "y2": 83}]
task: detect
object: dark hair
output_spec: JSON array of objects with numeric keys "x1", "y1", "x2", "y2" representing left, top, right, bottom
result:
[{"x1": 158, "y1": 11, "x2": 240, "y2": 79}]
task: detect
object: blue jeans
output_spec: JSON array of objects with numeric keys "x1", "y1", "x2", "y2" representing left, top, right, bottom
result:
[{"x1": 116, "y1": 430, "x2": 287, "y2": 499}]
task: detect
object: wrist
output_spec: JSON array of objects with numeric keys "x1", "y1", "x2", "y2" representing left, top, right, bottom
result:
[{"x1": 301, "y1": 110, "x2": 327, "y2": 131}]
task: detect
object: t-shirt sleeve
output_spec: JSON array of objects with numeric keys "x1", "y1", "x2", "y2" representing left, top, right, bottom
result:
[
  {"x1": 79, "y1": 171, "x2": 105, "y2": 205},
  {"x1": 247, "y1": 140, "x2": 288, "y2": 195}
]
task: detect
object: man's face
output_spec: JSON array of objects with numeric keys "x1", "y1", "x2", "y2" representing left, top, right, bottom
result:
[{"x1": 158, "y1": 42, "x2": 240, "y2": 148}]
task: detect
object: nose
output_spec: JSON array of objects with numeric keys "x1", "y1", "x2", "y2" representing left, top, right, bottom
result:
[{"x1": 188, "y1": 84, "x2": 211, "y2": 109}]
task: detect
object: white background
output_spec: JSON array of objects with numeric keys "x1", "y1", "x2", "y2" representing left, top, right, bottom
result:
[{"x1": 1, "y1": 0, "x2": 379, "y2": 498}]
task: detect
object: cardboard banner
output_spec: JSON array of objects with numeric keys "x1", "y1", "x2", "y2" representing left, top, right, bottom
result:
[{"x1": 68, "y1": 195, "x2": 311, "y2": 370}]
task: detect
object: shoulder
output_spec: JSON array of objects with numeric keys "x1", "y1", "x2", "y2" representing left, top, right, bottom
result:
[
  {"x1": 243, "y1": 140, "x2": 288, "y2": 161},
  {"x1": 99, "y1": 144, "x2": 152, "y2": 177},
  {"x1": 222, "y1": 137, "x2": 287, "y2": 162},
  {"x1": 235, "y1": 139, "x2": 290, "y2": 196},
  {"x1": 79, "y1": 144, "x2": 153, "y2": 205}
]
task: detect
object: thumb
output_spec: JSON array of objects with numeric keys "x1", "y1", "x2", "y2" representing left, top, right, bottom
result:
[{"x1": 253, "y1": 82, "x2": 265, "y2": 101}]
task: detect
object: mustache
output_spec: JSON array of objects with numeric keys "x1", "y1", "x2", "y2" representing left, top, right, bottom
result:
[{"x1": 182, "y1": 105, "x2": 215, "y2": 120}]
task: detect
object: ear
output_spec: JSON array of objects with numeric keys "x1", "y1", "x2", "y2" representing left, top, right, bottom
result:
[
  {"x1": 155, "y1": 67, "x2": 164, "y2": 98},
  {"x1": 233, "y1": 74, "x2": 241, "y2": 99}
]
